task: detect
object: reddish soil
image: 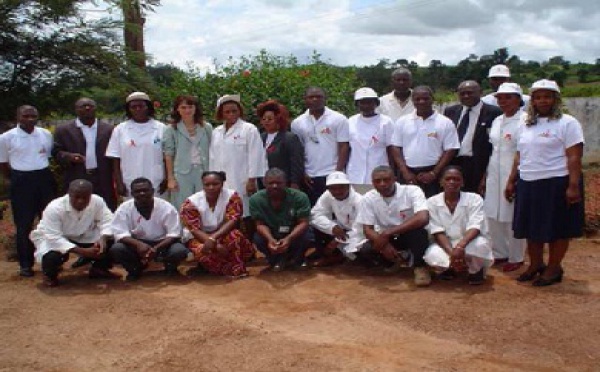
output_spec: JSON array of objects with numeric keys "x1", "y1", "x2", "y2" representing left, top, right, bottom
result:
[{"x1": 0, "y1": 170, "x2": 599, "y2": 371}]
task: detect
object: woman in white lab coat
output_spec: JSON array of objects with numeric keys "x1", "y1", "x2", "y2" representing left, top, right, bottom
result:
[
  {"x1": 209, "y1": 95, "x2": 267, "y2": 236},
  {"x1": 482, "y1": 83, "x2": 525, "y2": 272},
  {"x1": 424, "y1": 166, "x2": 493, "y2": 285}
]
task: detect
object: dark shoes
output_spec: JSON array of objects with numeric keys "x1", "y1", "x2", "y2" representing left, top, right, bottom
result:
[
  {"x1": 532, "y1": 268, "x2": 564, "y2": 287},
  {"x1": 43, "y1": 275, "x2": 59, "y2": 287},
  {"x1": 516, "y1": 265, "x2": 546, "y2": 282},
  {"x1": 88, "y1": 267, "x2": 120, "y2": 279},
  {"x1": 19, "y1": 267, "x2": 34, "y2": 277},
  {"x1": 437, "y1": 268, "x2": 456, "y2": 281},
  {"x1": 71, "y1": 257, "x2": 93, "y2": 268},
  {"x1": 163, "y1": 263, "x2": 180, "y2": 276},
  {"x1": 468, "y1": 268, "x2": 485, "y2": 285}
]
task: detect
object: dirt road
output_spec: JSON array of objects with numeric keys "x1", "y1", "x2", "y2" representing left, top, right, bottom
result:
[{"x1": 0, "y1": 239, "x2": 599, "y2": 371}]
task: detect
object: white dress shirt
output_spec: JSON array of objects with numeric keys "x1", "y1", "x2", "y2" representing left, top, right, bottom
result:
[
  {"x1": 457, "y1": 101, "x2": 483, "y2": 157},
  {"x1": 377, "y1": 91, "x2": 415, "y2": 121},
  {"x1": 31, "y1": 194, "x2": 113, "y2": 262},
  {"x1": 75, "y1": 118, "x2": 98, "y2": 169}
]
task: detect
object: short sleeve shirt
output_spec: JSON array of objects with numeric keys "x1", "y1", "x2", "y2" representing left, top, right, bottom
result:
[
  {"x1": 291, "y1": 107, "x2": 350, "y2": 177},
  {"x1": 249, "y1": 188, "x2": 311, "y2": 239},
  {"x1": 391, "y1": 111, "x2": 460, "y2": 168},
  {"x1": 0, "y1": 125, "x2": 52, "y2": 171},
  {"x1": 356, "y1": 183, "x2": 428, "y2": 230}
]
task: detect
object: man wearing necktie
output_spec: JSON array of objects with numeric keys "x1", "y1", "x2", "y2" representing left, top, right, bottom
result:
[{"x1": 443, "y1": 81, "x2": 502, "y2": 193}]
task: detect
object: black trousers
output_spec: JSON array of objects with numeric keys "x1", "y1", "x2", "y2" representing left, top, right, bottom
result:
[
  {"x1": 451, "y1": 156, "x2": 480, "y2": 193},
  {"x1": 369, "y1": 228, "x2": 429, "y2": 267},
  {"x1": 10, "y1": 168, "x2": 56, "y2": 269},
  {"x1": 301, "y1": 176, "x2": 327, "y2": 206},
  {"x1": 404, "y1": 166, "x2": 440, "y2": 198},
  {"x1": 110, "y1": 239, "x2": 189, "y2": 275},
  {"x1": 42, "y1": 242, "x2": 112, "y2": 279},
  {"x1": 254, "y1": 231, "x2": 309, "y2": 267}
]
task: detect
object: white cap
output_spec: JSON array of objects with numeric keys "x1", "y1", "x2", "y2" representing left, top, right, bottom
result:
[
  {"x1": 326, "y1": 171, "x2": 350, "y2": 186},
  {"x1": 530, "y1": 79, "x2": 560, "y2": 94},
  {"x1": 488, "y1": 64, "x2": 511, "y2": 78},
  {"x1": 354, "y1": 87, "x2": 378, "y2": 101},
  {"x1": 494, "y1": 82, "x2": 522, "y2": 97},
  {"x1": 126, "y1": 91, "x2": 151, "y2": 103},
  {"x1": 216, "y1": 94, "x2": 241, "y2": 108}
]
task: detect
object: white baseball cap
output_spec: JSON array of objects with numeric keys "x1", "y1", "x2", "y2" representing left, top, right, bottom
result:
[
  {"x1": 530, "y1": 79, "x2": 560, "y2": 94},
  {"x1": 326, "y1": 171, "x2": 350, "y2": 186},
  {"x1": 494, "y1": 82, "x2": 523, "y2": 97},
  {"x1": 488, "y1": 64, "x2": 511, "y2": 78},
  {"x1": 354, "y1": 87, "x2": 378, "y2": 101},
  {"x1": 126, "y1": 91, "x2": 151, "y2": 103},
  {"x1": 216, "y1": 94, "x2": 241, "y2": 108}
]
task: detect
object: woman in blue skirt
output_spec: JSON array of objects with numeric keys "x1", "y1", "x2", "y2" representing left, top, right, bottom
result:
[{"x1": 505, "y1": 79, "x2": 584, "y2": 286}]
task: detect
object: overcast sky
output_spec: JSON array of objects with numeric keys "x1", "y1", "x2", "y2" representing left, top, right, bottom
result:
[{"x1": 138, "y1": 0, "x2": 599, "y2": 70}]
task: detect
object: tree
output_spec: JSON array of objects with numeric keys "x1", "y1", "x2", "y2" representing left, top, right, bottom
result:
[{"x1": 0, "y1": 0, "x2": 125, "y2": 120}]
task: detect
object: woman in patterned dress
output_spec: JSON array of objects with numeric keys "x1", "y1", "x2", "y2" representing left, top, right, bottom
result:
[{"x1": 180, "y1": 171, "x2": 255, "y2": 278}]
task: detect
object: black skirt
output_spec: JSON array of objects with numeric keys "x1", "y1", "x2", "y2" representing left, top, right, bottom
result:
[{"x1": 513, "y1": 176, "x2": 584, "y2": 242}]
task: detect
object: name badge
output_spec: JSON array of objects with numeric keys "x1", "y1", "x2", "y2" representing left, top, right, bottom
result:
[{"x1": 279, "y1": 226, "x2": 290, "y2": 234}]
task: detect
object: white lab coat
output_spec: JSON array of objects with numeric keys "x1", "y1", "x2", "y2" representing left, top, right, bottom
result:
[
  {"x1": 209, "y1": 119, "x2": 267, "y2": 216},
  {"x1": 310, "y1": 188, "x2": 366, "y2": 255},
  {"x1": 424, "y1": 192, "x2": 493, "y2": 269},
  {"x1": 346, "y1": 113, "x2": 395, "y2": 184},
  {"x1": 484, "y1": 111, "x2": 524, "y2": 222}
]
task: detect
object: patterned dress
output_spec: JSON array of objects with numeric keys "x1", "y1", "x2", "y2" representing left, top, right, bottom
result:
[{"x1": 181, "y1": 191, "x2": 255, "y2": 277}]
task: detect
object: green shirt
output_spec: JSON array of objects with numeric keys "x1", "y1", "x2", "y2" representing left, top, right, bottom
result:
[{"x1": 249, "y1": 188, "x2": 310, "y2": 239}]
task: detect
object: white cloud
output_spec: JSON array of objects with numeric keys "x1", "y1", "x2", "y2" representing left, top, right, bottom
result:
[{"x1": 137, "y1": 0, "x2": 599, "y2": 68}]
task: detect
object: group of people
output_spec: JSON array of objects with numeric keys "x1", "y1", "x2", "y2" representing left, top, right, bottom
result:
[{"x1": 0, "y1": 63, "x2": 584, "y2": 289}]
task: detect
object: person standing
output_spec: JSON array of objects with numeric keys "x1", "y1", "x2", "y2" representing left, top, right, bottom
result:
[
  {"x1": 482, "y1": 64, "x2": 530, "y2": 107},
  {"x1": 505, "y1": 79, "x2": 585, "y2": 287},
  {"x1": 0, "y1": 105, "x2": 56, "y2": 277},
  {"x1": 53, "y1": 98, "x2": 116, "y2": 211},
  {"x1": 378, "y1": 68, "x2": 415, "y2": 121},
  {"x1": 163, "y1": 95, "x2": 213, "y2": 209},
  {"x1": 291, "y1": 87, "x2": 350, "y2": 205},
  {"x1": 483, "y1": 83, "x2": 526, "y2": 271},
  {"x1": 347, "y1": 87, "x2": 395, "y2": 193},
  {"x1": 256, "y1": 99, "x2": 304, "y2": 189},
  {"x1": 106, "y1": 92, "x2": 167, "y2": 198},
  {"x1": 444, "y1": 81, "x2": 502, "y2": 193},
  {"x1": 391, "y1": 86, "x2": 459, "y2": 197}
]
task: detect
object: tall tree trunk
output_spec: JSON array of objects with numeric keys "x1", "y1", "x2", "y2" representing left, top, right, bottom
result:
[{"x1": 122, "y1": 0, "x2": 146, "y2": 69}]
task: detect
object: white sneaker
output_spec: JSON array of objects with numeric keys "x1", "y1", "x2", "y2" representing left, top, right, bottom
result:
[{"x1": 414, "y1": 267, "x2": 432, "y2": 287}]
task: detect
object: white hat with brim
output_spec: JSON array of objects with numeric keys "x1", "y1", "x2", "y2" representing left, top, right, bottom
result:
[
  {"x1": 326, "y1": 171, "x2": 351, "y2": 186},
  {"x1": 126, "y1": 91, "x2": 151, "y2": 103},
  {"x1": 354, "y1": 87, "x2": 379, "y2": 101},
  {"x1": 494, "y1": 82, "x2": 523, "y2": 97},
  {"x1": 488, "y1": 64, "x2": 511, "y2": 78},
  {"x1": 216, "y1": 94, "x2": 241, "y2": 109},
  {"x1": 530, "y1": 79, "x2": 560, "y2": 94}
]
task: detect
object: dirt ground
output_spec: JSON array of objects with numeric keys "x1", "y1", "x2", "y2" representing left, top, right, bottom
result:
[{"x1": 0, "y1": 238, "x2": 599, "y2": 372}]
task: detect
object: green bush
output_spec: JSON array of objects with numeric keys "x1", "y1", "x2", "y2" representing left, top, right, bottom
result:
[{"x1": 156, "y1": 50, "x2": 365, "y2": 126}]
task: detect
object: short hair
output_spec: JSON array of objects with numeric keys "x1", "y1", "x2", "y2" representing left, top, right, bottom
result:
[
  {"x1": 391, "y1": 67, "x2": 412, "y2": 78},
  {"x1": 130, "y1": 177, "x2": 153, "y2": 190},
  {"x1": 304, "y1": 86, "x2": 326, "y2": 97},
  {"x1": 16, "y1": 105, "x2": 37, "y2": 117},
  {"x1": 201, "y1": 171, "x2": 226, "y2": 182},
  {"x1": 264, "y1": 167, "x2": 287, "y2": 181},
  {"x1": 125, "y1": 100, "x2": 155, "y2": 119},
  {"x1": 75, "y1": 97, "x2": 96, "y2": 108},
  {"x1": 440, "y1": 165, "x2": 463, "y2": 178},
  {"x1": 171, "y1": 95, "x2": 204, "y2": 127},
  {"x1": 215, "y1": 100, "x2": 244, "y2": 122},
  {"x1": 68, "y1": 179, "x2": 93, "y2": 194},
  {"x1": 412, "y1": 85, "x2": 434, "y2": 97},
  {"x1": 256, "y1": 100, "x2": 290, "y2": 131},
  {"x1": 371, "y1": 165, "x2": 394, "y2": 176}
]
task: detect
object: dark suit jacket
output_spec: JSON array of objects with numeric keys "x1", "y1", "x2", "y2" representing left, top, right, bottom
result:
[
  {"x1": 443, "y1": 102, "x2": 502, "y2": 191},
  {"x1": 53, "y1": 120, "x2": 116, "y2": 210},
  {"x1": 260, "y1": 130, "x2": 304, "y2": 185}
]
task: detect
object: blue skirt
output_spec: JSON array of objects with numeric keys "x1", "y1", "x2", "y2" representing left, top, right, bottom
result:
[{"x1": 513, "y1": 176, "x2": 584, "y2": 242}]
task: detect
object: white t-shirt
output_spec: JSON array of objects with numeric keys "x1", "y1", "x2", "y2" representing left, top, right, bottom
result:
[
  {"x1": 356, "y1": 183, "x2": 428, "y2": 230},
  {"x1": 105, "y1": 119, "x2": 167, "y2": 194},
  {"x1": 377, "y1": 91, "x2": 415, "y2": 122},
  {"x1": 31, "y1": 194, "x2": 113, "y2": 261},
  {"x1": 291, "y1": 107, "x2": 350, "y2": 177},
  {"x1": 111, "y1": 197, "x2": 182, "y2": 242},
  {"x1": 347, "y1": 113, "x2": 395, "y2": 184},
  {"x1": 0, "y1": 125, "x2": 52, "y2": 171},
  {"x1": 517, "y1": 114, "x2": 584, "y2": 181},
  {"x1": 392, "y1": 111, "x2": 460, "y2": 168}
]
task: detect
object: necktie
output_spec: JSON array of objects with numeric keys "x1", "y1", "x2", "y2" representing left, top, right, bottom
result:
[{"x1": 457, "y1": 107, "x2": 471, "y2": 143}]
